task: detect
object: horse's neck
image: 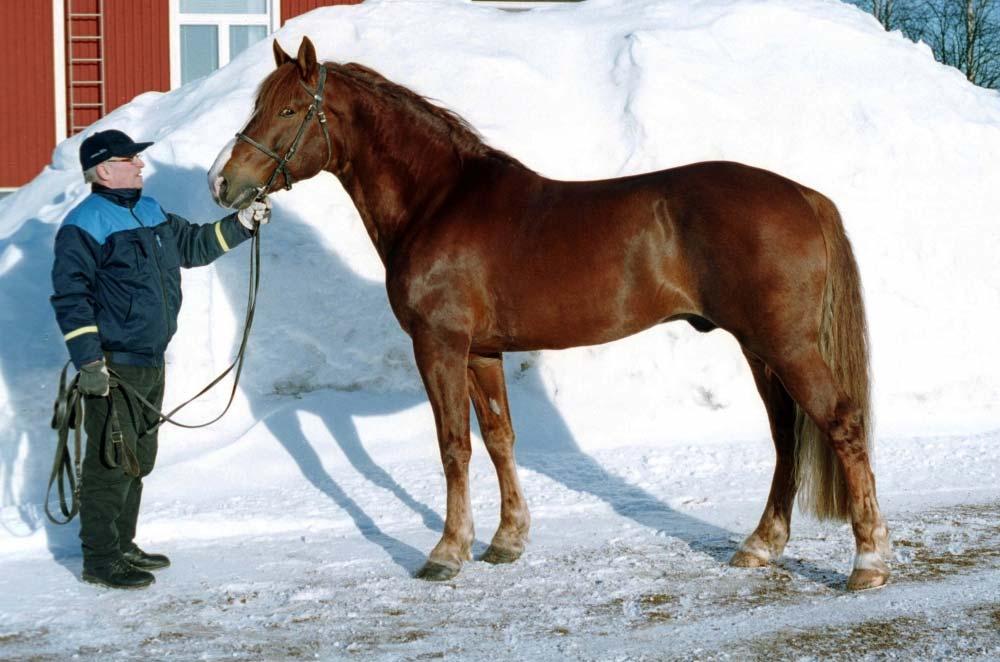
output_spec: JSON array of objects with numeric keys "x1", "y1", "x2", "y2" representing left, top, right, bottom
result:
[{"x1": 330, "y1": 91, "x2": 463, "y2": 264}]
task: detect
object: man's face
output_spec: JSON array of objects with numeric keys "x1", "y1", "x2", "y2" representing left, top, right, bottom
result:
[{"x1": 98, "y1": 154, "x2": 145, "y2": 189}]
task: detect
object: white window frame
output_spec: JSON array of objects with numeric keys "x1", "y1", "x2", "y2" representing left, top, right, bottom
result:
[
  {"x1": 53, "y1": 0, "x2": 67, "y2": 142},
  {"x1": 169, "y1": 0, "x2": 281, "y2": 89}
]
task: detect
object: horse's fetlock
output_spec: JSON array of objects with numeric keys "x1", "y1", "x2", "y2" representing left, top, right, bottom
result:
[
  {"x1": 765, "y1": 523, "x2": 790, "y2": 553},
  {"x1": 511, "y1": 510, "x2": 531, "y2": 537}
]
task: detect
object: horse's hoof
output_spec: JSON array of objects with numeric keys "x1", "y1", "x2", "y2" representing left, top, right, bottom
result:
[
  {"x1": 729, "y1": 549, "x2": 769, "y2": 568},
  {"x1": 847, "y1": 567, "x2": 889, "y2": 591},
  {"x1": 415, "y1": 561, "x2": 460, "y2": 582},
  {"x1": 481, "y1": 545, "x2": 521, "y2": 565}
]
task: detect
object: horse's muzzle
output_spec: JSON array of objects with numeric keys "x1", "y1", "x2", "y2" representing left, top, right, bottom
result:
[{"x1": 213, "y1": 175, "x2": 258, "y2": 210}]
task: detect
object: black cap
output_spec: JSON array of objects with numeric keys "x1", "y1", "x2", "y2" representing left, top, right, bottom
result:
[{"x1": 79, "y1": 130, "x2": 153, "y2": 170}]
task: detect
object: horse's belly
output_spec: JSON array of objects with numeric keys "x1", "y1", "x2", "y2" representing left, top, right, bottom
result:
[{"x1": 484, "y1": 277, "x2": 689, "y2": 352}]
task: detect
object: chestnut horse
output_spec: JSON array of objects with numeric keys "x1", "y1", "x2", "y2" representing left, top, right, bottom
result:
[{"x1": 210, "y1": 37, "x2": 890, "y2": 590}]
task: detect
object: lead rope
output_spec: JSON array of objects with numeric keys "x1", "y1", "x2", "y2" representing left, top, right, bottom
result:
[
  {"x1": 110, "y1": 222, "x2": 262, "y2": 433},
  {"x1": 47, "y1": 362, "x2": 83, "y2": 524}
]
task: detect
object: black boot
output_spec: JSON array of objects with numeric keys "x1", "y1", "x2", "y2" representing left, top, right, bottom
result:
[
  {"x1": 122, "y1": 545, "x2": 171, "y2": 571},
  {"x1": 82, "y1": 559, "x2": 155, "y2": 589}
]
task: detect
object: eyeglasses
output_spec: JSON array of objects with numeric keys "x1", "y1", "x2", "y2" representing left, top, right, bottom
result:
[{"x1": 107, "y1": 155, "x2": 143, "y2": 164}]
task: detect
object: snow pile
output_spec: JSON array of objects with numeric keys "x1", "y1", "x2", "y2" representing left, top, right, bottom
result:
[{"x1": 1, "y1": 0, "x2": 999, "y2": 554}]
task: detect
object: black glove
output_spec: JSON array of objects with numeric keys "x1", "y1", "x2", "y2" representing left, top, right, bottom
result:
[{"x1": 79, "y1": 359, "x2": 110, "y2": 397}]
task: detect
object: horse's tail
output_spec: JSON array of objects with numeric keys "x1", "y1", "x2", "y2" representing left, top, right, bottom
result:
[{"x1": 794, "y1": 191, "x2": 871, "y2": 521}]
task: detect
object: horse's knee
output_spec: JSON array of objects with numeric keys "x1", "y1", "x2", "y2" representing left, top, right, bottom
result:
[
  {"x1": 441, "y1": 444, "x2": 472, "y2": 470},
  {"x1": 483, "y1": 428, "x2": 515, "y2": 453}
]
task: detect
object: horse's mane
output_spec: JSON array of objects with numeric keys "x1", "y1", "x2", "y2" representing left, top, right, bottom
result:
[
  {"x1": 337, "y1": 62, "x2": 527, "y2": 168},
  {"x1": 255, "y1": 60, "x2": 526, "y2": 169},
  {"x1": 342, "y1": 62, "x2": 525, "y2": 168}
]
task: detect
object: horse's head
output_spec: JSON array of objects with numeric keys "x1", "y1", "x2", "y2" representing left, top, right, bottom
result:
[{"x1": 210, "y1": 37, "x2": 334, "y2": 209}]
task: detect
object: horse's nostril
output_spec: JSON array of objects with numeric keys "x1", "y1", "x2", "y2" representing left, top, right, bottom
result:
[{"x1": 219, "y1": 178, "x2": 228, "y2": 198}]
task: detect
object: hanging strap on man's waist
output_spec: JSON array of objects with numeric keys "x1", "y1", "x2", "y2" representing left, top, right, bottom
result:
[
  {"x1": 102, "y1": 382, "x2": 141, "y2": 478},
  {"x1": 47, "y1": 361, "x2": 83, "y2": 524},
  {"x1": 47, "y1": 361, "x2": 140, "y2": 525}
]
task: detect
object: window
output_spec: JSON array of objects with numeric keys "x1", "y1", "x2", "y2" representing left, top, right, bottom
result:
[{"x1": 171, "y1": 0, "x2": 280, "y2": 87}]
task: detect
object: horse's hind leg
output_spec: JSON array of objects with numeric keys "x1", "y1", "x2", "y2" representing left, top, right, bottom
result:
[
  {"x1": 467, "y1": 353, "x2": 530, "y2": 564},
  {"x1": 730, "y1": 350, "x2": 798, "y2": 568},
  {"x1": 770, "y1": 346, "x2": 891, "y2": 590}
]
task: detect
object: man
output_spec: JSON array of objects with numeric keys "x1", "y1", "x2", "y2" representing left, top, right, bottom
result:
[{"x1": 50, "y1": 129, "x2": 269, "y2": 589}]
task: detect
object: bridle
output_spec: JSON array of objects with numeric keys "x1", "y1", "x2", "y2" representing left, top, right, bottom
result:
[{"x1": 236, "y1": 64, "x2": 333, "y2": 200}]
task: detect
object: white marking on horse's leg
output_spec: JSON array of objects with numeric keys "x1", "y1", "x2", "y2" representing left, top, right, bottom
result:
[
  {"x1": 853, "y1": 551, "x2": 889, "y2": 571},
  {"x1": 208, "y1": 137, "x2": 236, "y2": 205},
  {"x1": 489, "y1": 398, "x2": 501, "y2": 415},
  {"x1": 738, "y1": 537, "x2": 772, "y2": 563}
]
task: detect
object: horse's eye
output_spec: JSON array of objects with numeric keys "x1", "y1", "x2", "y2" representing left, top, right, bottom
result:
[{"x1": 279, "y1": 108, "x2": 295, "y2": 118}]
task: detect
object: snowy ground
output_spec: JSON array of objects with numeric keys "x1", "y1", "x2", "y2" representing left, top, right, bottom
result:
[
  {"x1": 1, "y1": 412, "x2": 998, "y2": 660},
  {"x1": 2, "y1": 0, "x2": 1000, "y2": 659}
]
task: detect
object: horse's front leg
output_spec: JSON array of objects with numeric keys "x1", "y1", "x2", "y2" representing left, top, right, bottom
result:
[
  {"x1": 411, "y1": 327, "x2": 475, "y2": 581},
  {"x1": 468, "y1": 353, "x2": 530, "y2": 564}
]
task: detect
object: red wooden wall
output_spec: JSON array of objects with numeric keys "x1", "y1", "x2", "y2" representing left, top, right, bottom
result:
[
  {"x1": 282, "y1": 0, "x2": 363, "y2": 24},
  {"x1": 104, "y1": 0, "x2": 170, "y2": 113},
  {"x1": 2, "y1": 0, "x2": 362, "y2": 188},
  {"x1": 1, "y1": 3, "x2": 56, "y2": 187}
]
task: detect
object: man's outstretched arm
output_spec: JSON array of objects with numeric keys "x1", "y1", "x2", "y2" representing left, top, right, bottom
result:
[{"x1": 164, "y1": 199, "x2": 270, "y2": 268}]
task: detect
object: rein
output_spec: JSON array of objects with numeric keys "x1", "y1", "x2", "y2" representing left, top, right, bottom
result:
[
  {"x1": 110, "y1": 221, "x2": 262, "y2": 434},
  {"x1": 236, "y1": 64, "x2": 332, "y2": 197}
]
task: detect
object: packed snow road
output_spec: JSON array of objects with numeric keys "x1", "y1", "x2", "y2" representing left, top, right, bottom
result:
[{"x1": 2, "y1": 432, "x2": 998, "y2": 661}]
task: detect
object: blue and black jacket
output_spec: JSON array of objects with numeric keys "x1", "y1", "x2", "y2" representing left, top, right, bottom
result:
[{"x1": 50, "y1": 186, "x2": 252, "y2": 369}]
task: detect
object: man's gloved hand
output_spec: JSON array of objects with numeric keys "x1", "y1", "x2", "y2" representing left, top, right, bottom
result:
[
  {"x1": 79, "y1": 359, "x2": 110, "y2": 397},
  {"x1": 237, "y1": 198, "x2": 271, "y2": 231}
]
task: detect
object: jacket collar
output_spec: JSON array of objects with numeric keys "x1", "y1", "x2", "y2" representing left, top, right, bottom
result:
[{"x1": 92, "y1": 184, "x2": 142, "y2": 209}]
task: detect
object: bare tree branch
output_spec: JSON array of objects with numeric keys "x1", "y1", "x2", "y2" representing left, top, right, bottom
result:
[{"x1": 845, "y1": 0, "x2": 1000, "y2": 88}]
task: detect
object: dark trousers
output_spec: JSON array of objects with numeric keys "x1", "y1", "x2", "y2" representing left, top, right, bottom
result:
[{"x1": 80, "y1": 361, "x2": 164, "y2": 569}]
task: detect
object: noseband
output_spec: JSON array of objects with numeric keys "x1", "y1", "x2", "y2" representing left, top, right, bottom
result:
[{"x1": 236, "y1": 64, "x2": 333, "y2": 199}]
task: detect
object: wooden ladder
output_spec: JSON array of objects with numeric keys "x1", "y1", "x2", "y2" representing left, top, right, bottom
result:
[{"x1": 66, "y1": 0, "x2": 106, "y2": 135}]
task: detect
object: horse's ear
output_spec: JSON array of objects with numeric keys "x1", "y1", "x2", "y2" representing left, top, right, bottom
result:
[
  {"x1": 295, "y1": 36, "x2": 318, "y2": 80},
  {"x1": 273, "y1": 39, "x2": 292, "y2": 68}
]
